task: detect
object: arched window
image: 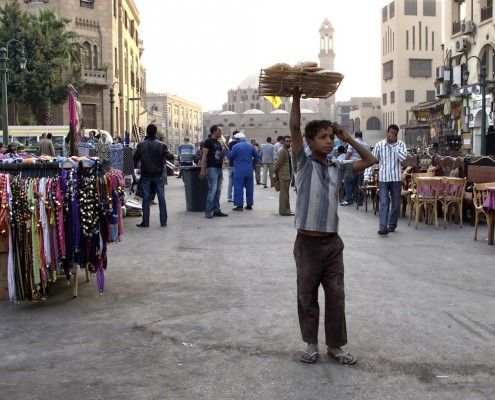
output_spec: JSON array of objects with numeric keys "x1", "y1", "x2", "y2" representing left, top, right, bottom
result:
[
  {"x1": 250, "y1": 103, "x2": 254, "y2": 109},
  {"x1": 82, "y1": 42, "x2": 92, "y2": 69},
  {"x1": 280, "y1": 103, "x2": 286, "y2": 110},
  {"x1": 93, "y1": 45, "x2": 98, "y2": 69},
  {"x1": 355, "y1": 118, "x2": 361, "y2": 132},
  {"x1": 255, "y1": 103, "x2": 260, "y2": 109},
  {"x1": 366, "y1": 117, "x2": 381, "y2": 130}
]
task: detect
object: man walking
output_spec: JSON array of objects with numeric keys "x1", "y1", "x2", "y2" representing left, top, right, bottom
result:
[
  {"x1": 273, "y1": 135, "x2": 293, "y2": 216},
  {"x1": 133, "y1": 124, "x2": 174, "y2": 228},
  {"x1": 365, "y1": 124, "x2": 407, "y2": 235},
  {"x1": 260, "y1": 137, "x2": 275, "y2": 188},
  {"x1": 341, "y1": 131, "x2": 370, "y2": 206},
  {"x1": 200, "y1": 125, "x2": 229, "y2": 219},
  {"x1": 229, "y1": 132, "x2": 259, "y2": 211},
  {"x1": 177, "y1": 137, "x2": 195, "y2": 178},
  {"x1": 251, "y1": 139, "x2": 262, "y2": 185},
  {"x1": 40, "y1": 132, "x2": 56, "y2": 156},
  {"x1": 290, "y1": 90, "x2": 376, "y2": 365},
  {"x1": 273, "y1": 135, "x2": 284, "y2": 161}
]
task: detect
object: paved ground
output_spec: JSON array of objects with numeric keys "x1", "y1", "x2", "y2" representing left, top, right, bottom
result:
[{"x1": 0, "y1": 176, "x2": 494, "y2": 400}]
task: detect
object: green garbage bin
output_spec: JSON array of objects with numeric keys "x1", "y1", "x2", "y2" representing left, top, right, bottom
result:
[{"x1": 181, "y1": 166, "x2": 208, "y2": 211}]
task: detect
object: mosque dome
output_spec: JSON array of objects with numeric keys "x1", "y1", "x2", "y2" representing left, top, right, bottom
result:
[
  {"x1": 238, "y1": 74, "x2": 259, "y2": 89},
  {"x1": 301, "y1": 109, "x2": 316, "y2": 114},
  {"x1": 270, "y1": 109, "x2": 288, "y2": 114},
  {"x1": 243, "y1": 109, "x2": 265, "y2": 114},
  {"x1": 219, "y1": 110, "x2": 237, "y2": 115}
]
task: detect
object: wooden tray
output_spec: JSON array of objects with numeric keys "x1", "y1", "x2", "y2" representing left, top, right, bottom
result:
[{"x1": 259, "y1": 68, "x2": 344, "y2": 99}]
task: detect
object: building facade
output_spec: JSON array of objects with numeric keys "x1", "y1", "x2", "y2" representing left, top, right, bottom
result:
[
  {"x1": 335, "y1": 97, "x2": 381, "y2": 134},
  {"x1": 5, "y1": 0, "x2": 146, "y2": 138},
  {"x1": 442, "y1": 0, "x2": 495, "y2": 155},
  {"x1": 381, "y1": 0, "x2": 443, "y2": 137},
  {"x1": 146, "y1": 93, "x2": 202, "y2": 152},
  {"x1": 349, "y1": 104, "x2": 383, "y2": 146}
]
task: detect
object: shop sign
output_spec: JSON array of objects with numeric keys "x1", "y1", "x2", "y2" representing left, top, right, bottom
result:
[{"x1": 469, "y1": 94, "x2": 493, "y2": 128}]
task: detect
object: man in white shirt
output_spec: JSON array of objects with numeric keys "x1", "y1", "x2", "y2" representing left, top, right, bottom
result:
[{"x1": 364, "y1": 124, "x2": 407, "y2": 235}]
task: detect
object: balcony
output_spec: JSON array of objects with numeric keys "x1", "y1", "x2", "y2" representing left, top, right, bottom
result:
[
  {"x1": 481, "y1": 6, "x2": 492, "y2": 22},
  {"x1": 82, "y1": 69, "x2": 107, "y2": 86},
  {"x1": 452, "y1": 20, "x2": 462, "y2": 35}
]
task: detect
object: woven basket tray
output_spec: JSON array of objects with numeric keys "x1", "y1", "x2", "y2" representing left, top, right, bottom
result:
[{"x1": 258, "y1": 67, "x2": 344, "y2": 99}]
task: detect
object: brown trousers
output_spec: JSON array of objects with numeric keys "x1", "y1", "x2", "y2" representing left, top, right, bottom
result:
[
  {"x1": 279, "y1": 179, "x2": 291, "y2": 215},
  {"x1": 293, "y1": 233, "x2": 347, "y2": 347}
]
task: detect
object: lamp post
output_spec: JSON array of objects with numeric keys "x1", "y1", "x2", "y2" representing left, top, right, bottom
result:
[
  {"x1": 108, "y1": 82, "x2": 119, "y2": 138},
  {"x1": 464, "y1": 56, "x2": 488, "y2": 155},
  {"x1": 0, "y1": 39, "x2": 27, "y2": 145}
]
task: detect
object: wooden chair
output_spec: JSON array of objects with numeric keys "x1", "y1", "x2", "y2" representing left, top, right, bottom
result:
[
  {"x1": 441, "y1": 177, "x2": 467, "y2": 228},
  {"x1": 407, "y1": 172, "x2": 435, "y2": 225},
  {"x1": 472, "y1": 182, "x2": 495, "y2": 241},
  {"x1": 357, "y1": 170, "x2": 378, "y2": 212},
  {"x1": 413, "y1": 177, "x2": 442, "y2": 229}
]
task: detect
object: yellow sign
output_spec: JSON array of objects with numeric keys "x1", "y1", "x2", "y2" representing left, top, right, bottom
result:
[{"x1": 263, "y1": 96, "x2": 282, "y2": 109}]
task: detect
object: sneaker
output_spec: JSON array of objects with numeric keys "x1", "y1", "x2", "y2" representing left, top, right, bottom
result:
[
  {"x1": 377, "y1": 229, "x2": 389, "y2": 235},
  {"x1": 232, "y1": 206, "x2": 243, "y2": 211},
  {"x1": 387, "y1": 227, "x2": 396, "y2": 232},
  {"x1": 205, "y1": 214, "x2": 213, "y2": 219},
  {"x1": 244, "y1": 206, "x2": 253, "y2": 210},
  {"x1": 136, "y1": 223, "x2": 149, "y2": 228},
  {"x1": 263, "y1": 185, "x2": 268, "y2": 188},
  {"x1": 340, "y1": 201, "x2": 352, "y2": 206},
  {"x1": 227, "y1": 199, "x2": 233, "y2": 202},
  {"x1": 213, "y1": 211, "x2": 229, "y2": 217}
]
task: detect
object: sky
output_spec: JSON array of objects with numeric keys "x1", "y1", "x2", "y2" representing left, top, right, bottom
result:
[{"x1": 135, "y1": 0, "x2": 388, "y2": 111}]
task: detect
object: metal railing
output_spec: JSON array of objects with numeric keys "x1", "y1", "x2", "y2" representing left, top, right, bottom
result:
[
  {"x1": 481, "y1": 6, "x2": 493, "y2": 22},
  {"x1": 452, "y1": 20, "x2": 462, "y2": 35}
]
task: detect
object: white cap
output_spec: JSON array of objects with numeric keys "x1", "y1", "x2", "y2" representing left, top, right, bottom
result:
[{"x1": 234, "y1": 132, "x2": 246, "y2": 140}]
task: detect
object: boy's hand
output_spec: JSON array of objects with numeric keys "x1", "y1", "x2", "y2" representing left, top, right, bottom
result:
[{"x1": 333, "y1": 123, "x2": 351, "y2": 143}]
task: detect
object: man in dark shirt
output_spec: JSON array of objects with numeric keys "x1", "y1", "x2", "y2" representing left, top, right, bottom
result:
[
  {"x1": 200, "y1": 125, "x2": 229, "y2": 219},
  {"x1": 133, "y1": 124, "x2": 174, "y2": 227}
]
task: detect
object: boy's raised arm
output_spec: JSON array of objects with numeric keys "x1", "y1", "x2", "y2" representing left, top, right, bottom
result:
[{"x1": 290, "y1": 92, "x2": 303, "y2": 154}]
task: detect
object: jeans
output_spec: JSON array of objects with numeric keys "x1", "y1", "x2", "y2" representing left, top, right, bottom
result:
[
  {"x1": 227, "y1": 167, "x2": 234, "y2": 201},
  {"x1": 205, "y1": 167, "x2": 223, "y2": 217},
  {"x1": 378, "y1": 181, "x2": 402, "y2": 231},
  {"x1": 141, "y1": 176, "x2": 167, "y2": 226},
  {"x1": 344, "y1": 174, "x2": 357, "y2": 204}
]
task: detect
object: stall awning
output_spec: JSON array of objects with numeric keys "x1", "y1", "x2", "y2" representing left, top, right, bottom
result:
[{"x1": 410, "y1": 98, "x2": 447, "y2": 111}]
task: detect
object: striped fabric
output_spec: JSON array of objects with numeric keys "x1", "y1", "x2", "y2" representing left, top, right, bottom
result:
[
  {"x1": 293, "y1": 149, "x2": 348, "y2": 233},
  {"x1": 365, "y1": 139, "x2": 407, "y2": 182}
]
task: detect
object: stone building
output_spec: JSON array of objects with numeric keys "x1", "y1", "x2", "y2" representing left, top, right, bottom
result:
[
  {"x1": 381, "y1": 0, "x2": 443, "y2": 136},
  {"x1": 3, "y1": 0, "x2": 146, "y2": 138},
  {"x1": 146, "y1": 93, "x2": 202, "y2": 152}
]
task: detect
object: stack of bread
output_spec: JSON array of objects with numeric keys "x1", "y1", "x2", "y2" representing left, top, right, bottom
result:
[{"x1": 258, "y1": 61, "x2": 344, "y2": 98}]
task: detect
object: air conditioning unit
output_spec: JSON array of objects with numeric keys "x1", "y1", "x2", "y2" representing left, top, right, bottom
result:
[
  {"x1": 455, "y1": 38, "x2": 470, "y2": 53},
  {"x1": 436, "y1": 82, "x2": 449, "y2": 98},
  {"x1": 461, "y1": 20, "x2": 475, "y2": 35},
  {"x1": 435, "y1": 66, "x2": 451, "y2": 81}
]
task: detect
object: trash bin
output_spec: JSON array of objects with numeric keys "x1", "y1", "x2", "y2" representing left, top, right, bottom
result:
[{"x1": 181, "y1": 166, "x2": 208, "y2": 212}]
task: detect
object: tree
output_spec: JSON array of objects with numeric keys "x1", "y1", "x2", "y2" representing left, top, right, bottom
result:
[{"x1": 0, "y1": 0, "x2": 82, "y2": 125}]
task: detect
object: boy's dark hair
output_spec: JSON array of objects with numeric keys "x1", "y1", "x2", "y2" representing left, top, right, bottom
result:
[
  {"x1": 337, "y1": 145, "x2": 346, "y2": 153},
  {"x1": 146, "y1": 124, "x2": 158, "y2": 137},
  {"x1": 387, "y1": 124, "x2": 399, "y2": 133},
  {"x1": 277, "y1": 135, "x2": 284, "y2": 142},
  {"x1": 210, "y1": 125, "x2": 219, "y2": 135},
  {"x1": 46, "y1": 133, "x2": 53, "y2": 139},
  {"x1": 266, "y1": 136, "x2": 272, "y2": 142},
  {"x1": 304, "y1": 120, "x2": 334, "y2": 140}
]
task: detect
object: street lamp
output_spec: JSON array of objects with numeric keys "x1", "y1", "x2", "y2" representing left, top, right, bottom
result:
[
  {"x1": 0, "y1": 39, "x2": 27, "y2": 145},
  {"x1": 108, "y1": 81, "x2": 119, "y2": 138},
  {"x1": 463, "y1": 55, "x2": 488, "y2": 155}
]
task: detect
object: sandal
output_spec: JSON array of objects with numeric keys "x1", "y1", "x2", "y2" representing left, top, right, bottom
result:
[
  {"x1": 328, "y1": 350, "x2": 357, "y2": 365},
  {"x1": 299, "y1": 351, "x2": 319, "y2": 364}
]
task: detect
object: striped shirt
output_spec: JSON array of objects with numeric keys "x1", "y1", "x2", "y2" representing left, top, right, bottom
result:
[
  {"x1": 293, "y1": 148, "x2": 350, "y2": 233},
  {"x1": 365, "y1": 139, "x2": 407, "y2": 182}
]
